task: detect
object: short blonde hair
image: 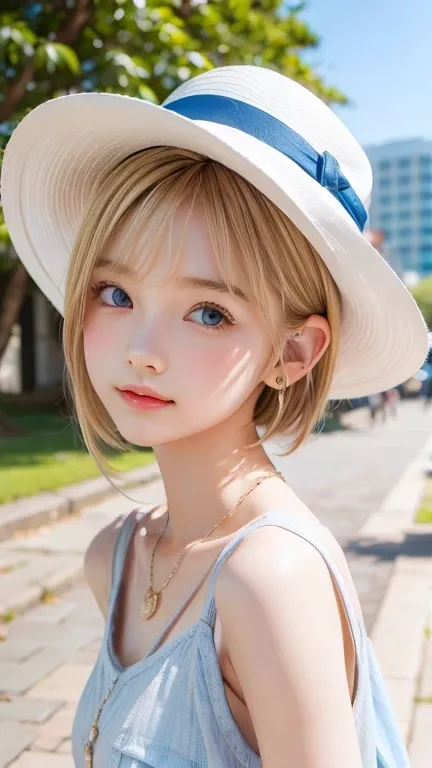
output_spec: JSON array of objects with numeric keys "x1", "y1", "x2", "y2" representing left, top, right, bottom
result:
[{"x1": 63, "y1": 147, "x2": 342, "y2": 470}]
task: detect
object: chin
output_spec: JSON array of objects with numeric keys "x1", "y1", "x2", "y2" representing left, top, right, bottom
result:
[
  {"x1": 114, "y1": 416, "x2": 223, "y2": 448},
  {"x1": 113, "y1": 418, "x2": 190, "y2": 448}
]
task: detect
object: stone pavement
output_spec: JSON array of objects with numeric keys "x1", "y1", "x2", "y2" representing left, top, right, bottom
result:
[
  {"x1": 0, "y1": 399, "x2": 432, "y2": 766},
  {"x1": 268, "y1": 399, "x2": 432, "y2": 628}
]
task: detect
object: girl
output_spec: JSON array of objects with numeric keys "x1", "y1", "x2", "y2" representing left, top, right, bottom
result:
[{"x1": 1, "y1": 65, "x2": 427, "y2": 768}]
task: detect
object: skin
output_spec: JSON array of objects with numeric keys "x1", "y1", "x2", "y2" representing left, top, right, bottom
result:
[{"x1": 83, "y1": 202, "x2": 364, "y2": 767}]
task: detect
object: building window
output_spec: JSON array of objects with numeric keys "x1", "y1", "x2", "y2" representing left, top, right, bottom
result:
[
  {"x1": 379, "y1": 195, "x2": 391, "y2": 205},
  {"x1": 421, "y1": 228, "x2": 432, "y2": 236},
  {"x1": 380, "y1": 213, "x2": 393, "y2": 223},
  {"x1": 379, "y1": 160, "x2": 390, "y2": 171},
  {"x1": 421, "y1": 173, "x2": 432, "y2": 183},
  {"x1": 379, "y1": 178, "x2": 391, "y2": 189},
  {"x1": 398, "y1": 175, "x2": 411, "y2": 185},
  {"x1": 420, "y1": 155, "x2": 432, "y2": 168},
  {"x1": 399, "y1": 246, "x2": 412, "y2": 257},
  {"x1": 421, "y1": 209, "x2": 432, "y2": 218},
  {"x1": 397, "y1": 157, "x2": 411, "y2": 168},
  {"x1": 399, "y1": 228, "x2": 412, "y2": 238},
  {"x1": 398, "y1": 211, "x2": 411, "y2": 221},
  {"x1": 398, "y1": 193, "x2": 411, "y2": 203}
]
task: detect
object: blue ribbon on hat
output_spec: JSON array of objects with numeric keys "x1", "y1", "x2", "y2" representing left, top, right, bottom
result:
[{"x1": 164, "y1": 94, "x2": 367, "y2": 232}]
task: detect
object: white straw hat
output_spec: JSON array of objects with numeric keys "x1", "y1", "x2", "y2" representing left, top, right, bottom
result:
[{"x1": 0, "y1": 65, "x2": 428, "y2": 399}]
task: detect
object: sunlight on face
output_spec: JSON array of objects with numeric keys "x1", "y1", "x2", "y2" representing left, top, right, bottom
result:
[{"x1": 83, "y1": 204, "x2": 280, "y2": 447}]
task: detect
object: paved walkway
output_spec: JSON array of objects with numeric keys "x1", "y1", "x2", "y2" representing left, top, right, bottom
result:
[
  {"x1": 1, "y1": 399, "x2": 432, "y2": 767},
  {"x1": 269, "y1": 399, "x2": 432, "y2": 628}
]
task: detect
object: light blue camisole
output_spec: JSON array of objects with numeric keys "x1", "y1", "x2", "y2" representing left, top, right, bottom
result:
[{"x1": 71, "y1": 509, "x2": 409, "y2": 767}]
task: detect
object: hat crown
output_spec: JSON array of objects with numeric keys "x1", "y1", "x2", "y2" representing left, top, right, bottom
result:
[{"x1": 163, "y1": 65, "x2": 372, "y2": 206}]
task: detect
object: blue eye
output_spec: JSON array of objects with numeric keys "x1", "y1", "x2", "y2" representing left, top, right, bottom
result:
[
  {"x1": 187, "y1": 303, "x2": 235, "y2": 331},
  {"x1": 100, "y1": 285, "x2": 132, "y2": 308},
  {"x1": 187, "y1": 304, "x2": 231, "y2": 329}
]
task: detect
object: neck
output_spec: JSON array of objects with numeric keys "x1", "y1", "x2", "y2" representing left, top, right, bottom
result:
[{"x1": 153, "y1": 413, "x2": 279, "y2": 548}]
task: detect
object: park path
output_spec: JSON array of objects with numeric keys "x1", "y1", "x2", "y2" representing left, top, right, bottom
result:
[{"x1": 1, "y1": 399, "x2": 432, "y2": 767}]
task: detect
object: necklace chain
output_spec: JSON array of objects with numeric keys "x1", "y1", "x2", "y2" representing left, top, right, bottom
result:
[
  {"x1": 84, "y1": 469, "x2": 284, "y2": 765},
  {"x1": 141, "y1": 470, "x2": 283, "y2": 619}
]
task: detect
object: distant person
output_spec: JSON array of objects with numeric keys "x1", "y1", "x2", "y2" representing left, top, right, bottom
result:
[
  {"x1": 384, "y1": 388, "x2": 399, "y2": 418},
  {"x1": 424, "y1": 376, "x2": 432, "y2": 408},
  {"x1": 368, "y1": 392, "x2": 384, "y2": 424}
]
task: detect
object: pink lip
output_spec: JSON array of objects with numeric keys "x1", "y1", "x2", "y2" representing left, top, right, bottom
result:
[{"x1": 116, "y1": 387, "x2": 174, "y2": 411}]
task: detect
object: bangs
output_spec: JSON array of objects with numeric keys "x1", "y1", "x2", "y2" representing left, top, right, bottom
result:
[
  {"x1": 64, "y1": 145, "x2": 342, "y2": 474},
  {"x1": 85, "y1": 148, "x2": 271, "y2": 323}
]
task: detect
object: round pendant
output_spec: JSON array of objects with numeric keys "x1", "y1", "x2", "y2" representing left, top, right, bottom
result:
[{"x1": 141, "y1": 587, "x2": 161, "y2": 620}]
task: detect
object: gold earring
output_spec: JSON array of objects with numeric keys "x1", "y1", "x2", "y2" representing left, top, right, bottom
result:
[{"x1": 275, "y1": 376, "x2": 285, "y2": 410}]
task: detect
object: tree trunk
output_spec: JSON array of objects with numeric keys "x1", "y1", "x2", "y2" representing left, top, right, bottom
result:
[{"x1": 0, "y1": 262, "x2": 28, "y2": 363}]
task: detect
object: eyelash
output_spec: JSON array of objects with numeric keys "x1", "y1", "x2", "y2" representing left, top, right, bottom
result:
[
  {"x1": 90, "y1": 281, "x2": 236, "y2": 332},
  {"x1": 91, "y1": 281, "x2": 127, "y2": 305},
  {"x1": 188, "y1": 301, "x2": 235, "y2": 332}
]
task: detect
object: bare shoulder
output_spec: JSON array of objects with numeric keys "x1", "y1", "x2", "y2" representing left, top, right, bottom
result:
[
  {"x1": 215, "y1": 523, "x2": 332, "y2": 608},
  {"x1": 214, "y1": 523, "x2": 363, "y2": 765},
  {"x1": 215, "y1": 518, "x2": 362, "y2": 622},
  {"x1": 84, "y1": 514, "x2": 128, "y2": 617}
]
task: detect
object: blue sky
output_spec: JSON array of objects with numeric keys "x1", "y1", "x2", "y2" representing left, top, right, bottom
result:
[{"x1": 301, "y1": 0, "x2": 432, "y2": 147}]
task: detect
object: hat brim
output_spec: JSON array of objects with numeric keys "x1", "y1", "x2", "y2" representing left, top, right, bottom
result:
[{"x1": 1, "y1": 92, "x2": 428, "y2": 398}]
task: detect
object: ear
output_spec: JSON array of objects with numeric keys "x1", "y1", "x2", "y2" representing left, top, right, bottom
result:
[{"x1": 263, "y1": 315, "x2": 331, "y2": 390}]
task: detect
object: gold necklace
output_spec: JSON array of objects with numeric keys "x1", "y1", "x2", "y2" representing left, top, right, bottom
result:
[
  {"x1": 141, "y1": 470, "x2": 283, "y2": 620},
  {"x1": 84, "y1": 470, "x2": 283, "y2": 767},
  {"x1": 84, "y1": 676, "x2": 118, "y2": 768}
]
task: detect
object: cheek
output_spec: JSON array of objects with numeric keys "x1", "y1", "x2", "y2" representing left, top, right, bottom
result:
[
  {"x1": 83, "y1": 312, "x2": 119, "y2": 375},
  {"x1": 181, "y1": 330, "x2": 270, "y2": 398},
  {"x1": 186, "y1": 340, "x2": 234, "y2": 375}
]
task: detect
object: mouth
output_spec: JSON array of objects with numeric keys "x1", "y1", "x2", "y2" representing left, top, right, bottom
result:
[{"x1": 116, "y1": 386, "x2": 175, "y2": 411}]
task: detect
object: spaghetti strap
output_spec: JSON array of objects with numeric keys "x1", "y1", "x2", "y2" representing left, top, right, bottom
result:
[
  {"x1": 107, "y1": 509, "x2": 144, "y2": 624},
  {"x1": 144, "y1": 555, "x2": 219, "y2": 658},
  {"x1": 106, "y1": 508, "x2": 220, "y2": 661},
  {"x1": 201, "y1": 510, "x2": 364, "y2": 659}
]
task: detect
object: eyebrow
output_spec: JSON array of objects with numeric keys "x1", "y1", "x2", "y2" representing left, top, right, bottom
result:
[
  {"x1": 94, "y1": 259, "x2": 249, "y2": 302},
  {"x1": 176, "y1": 276, "x2": 249, "y2": 302}
]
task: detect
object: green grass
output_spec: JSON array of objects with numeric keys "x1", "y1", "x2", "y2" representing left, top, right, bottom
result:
[
  {"x1": 0, "y1": 404, "x2": 155, "y2": 504},
  {"x1": 0, "y1": 610, "x2": 16, "y2": 624},
  {"x1": 415, "y1": 478, "x2": 432, "y2": 523}
]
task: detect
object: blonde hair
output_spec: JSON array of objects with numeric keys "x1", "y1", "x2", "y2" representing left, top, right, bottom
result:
[{"x1": 63, "y1": 146, "x2": 342, "y2": 471}]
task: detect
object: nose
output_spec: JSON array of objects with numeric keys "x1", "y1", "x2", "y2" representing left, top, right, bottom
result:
[{"x1": 127, "y1": 326, "x2": 167, "y2": 375}]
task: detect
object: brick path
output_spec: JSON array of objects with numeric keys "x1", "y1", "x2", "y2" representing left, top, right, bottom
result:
[
  {"x1": 268, "y1": 400, "x2": 432, "y2": 627},
  {"x1": 1, "y1": 399, "x2": 432, "y2": 767}
]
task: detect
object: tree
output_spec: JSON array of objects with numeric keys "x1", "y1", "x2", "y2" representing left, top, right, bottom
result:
[
  {"x1": 0, "y1": 0, "x2": 347, "y2": 367},
  {"x1": 411, "y1": 275, "x2": 432, "y2": 329}
]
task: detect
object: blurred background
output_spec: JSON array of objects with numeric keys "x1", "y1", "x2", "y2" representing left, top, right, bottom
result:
[
  {"x1": 2, "y1": 0, "x2": 432, "y2": 498},
  {"x1": 1, "y1": 4, "x2": 432, "y2": 767}
]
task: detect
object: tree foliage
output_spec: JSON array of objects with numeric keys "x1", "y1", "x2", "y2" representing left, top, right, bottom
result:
[
  {"x1": 411, "y1": 276, "x2": 432, "y2": 329},
  {"x1": 0, "y1": 0, "x2": 347, "y2": 245}
]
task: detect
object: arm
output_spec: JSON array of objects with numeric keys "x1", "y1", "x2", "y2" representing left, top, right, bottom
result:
[{"x1": 215, "y1": 527, "x2": 363, "y2": 768}]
